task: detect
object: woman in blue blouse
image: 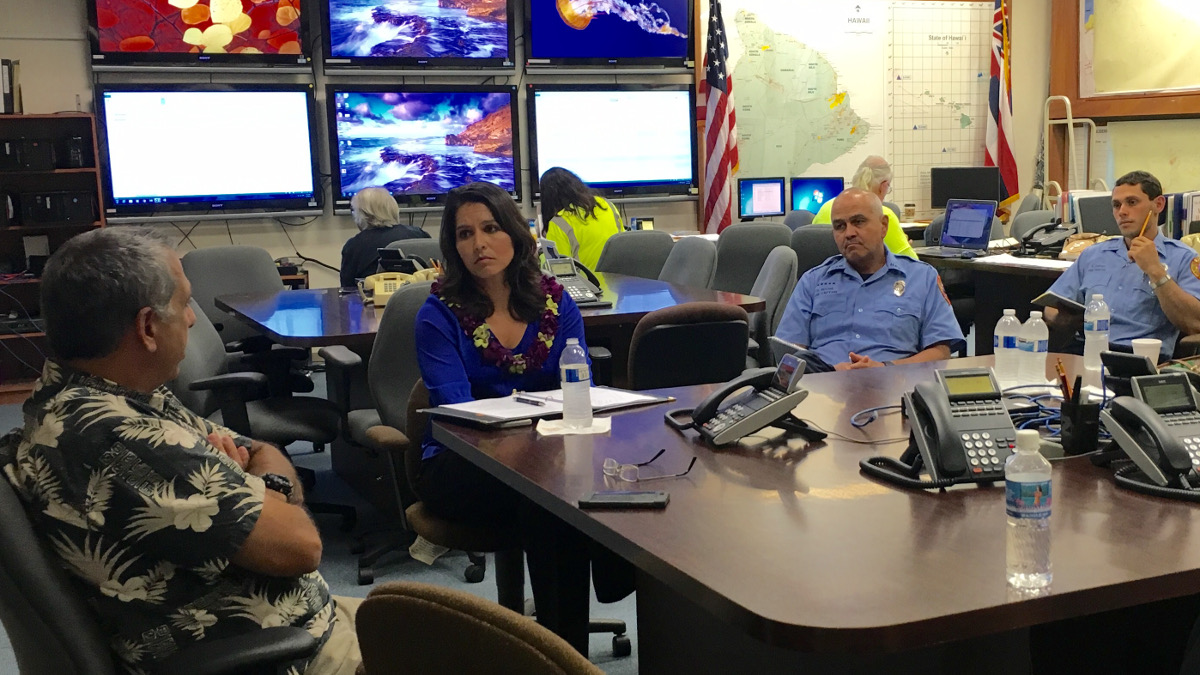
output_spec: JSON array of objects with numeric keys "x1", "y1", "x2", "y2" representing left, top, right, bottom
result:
[
  {"x1": 414, "y1": 182, "x2": 630, "y2": 651},
  {"x1": 414, "y1": 181, "x2": 586, "y2": 524}
]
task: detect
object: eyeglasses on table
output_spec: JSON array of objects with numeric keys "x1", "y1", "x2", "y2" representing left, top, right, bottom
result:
[{"x1": 602, "y1": 448, "x2": 697, "y2": 483}]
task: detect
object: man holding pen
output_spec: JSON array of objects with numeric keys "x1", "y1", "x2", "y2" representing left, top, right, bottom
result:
[{"x1": 1043, "y1": 170, "x2": 1200, "y2": 360}]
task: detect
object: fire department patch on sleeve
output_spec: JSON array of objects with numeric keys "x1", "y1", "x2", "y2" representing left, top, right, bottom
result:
[
  {"x1": 1191, "y1": 256, "x2": 1200, "y2": 280},
  {"x1": 937, "y1": 276, "x2": 951, "y2": 305}
]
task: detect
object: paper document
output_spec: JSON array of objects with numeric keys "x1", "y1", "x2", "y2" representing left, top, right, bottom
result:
[
  {"x1": 424, "y1": 387, "x2": 670, "y2": 425},
  {"x1": 973, "y1": 253, "x2": 1074, "y2": 271},
  {"x1": 1032, "y1": 290, "x2": 1086, "y2": 314}
]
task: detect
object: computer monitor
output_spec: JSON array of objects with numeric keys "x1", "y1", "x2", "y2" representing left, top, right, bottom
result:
[
  {"x1": 524, "y1": 0, "x2": 692, "y2": 68},
  {"x1": 940, "y1": 199, "x2": 998, "y2": 249},
  {"x1": 738, "y1": 178, "x2": 785, "y2": 220},
  {"x1": 790, "y1": 176, "x2": 844, "y2": 212},
  {"x1": 930, "y1": 166, "x2": 1001, "y2": 209},
  {"x1": 1076, "y1": 194, "x2": 1121, "y2": 235}
]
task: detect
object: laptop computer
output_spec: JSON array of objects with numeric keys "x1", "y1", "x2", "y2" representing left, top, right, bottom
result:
[{"x1": 913, "y1": 199, "x2": 998, "y2": 258}]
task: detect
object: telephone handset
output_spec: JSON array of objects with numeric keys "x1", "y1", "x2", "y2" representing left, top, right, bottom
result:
[
  {"x1": 664, "y1": 354, "x2": 824, "y2": 446},
  {"x1": 1100, "y1": 372, "x2": 1200, "y2": 497},
  {"x1": 1020, "y1": 220, "x2": 1073, "y2": 254},
  {"x1": 860, "y1": 368, "x2": 1017, "y2": 489},
  {"x1": 358, "y1": 269, "x2": 437, "y2": 307},
  {"x1": 542, "y1": 256, "x2": 610, "y2": 309}
]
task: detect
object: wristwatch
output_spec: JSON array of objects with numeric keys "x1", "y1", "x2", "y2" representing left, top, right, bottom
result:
[
  {"x1": 1150, "y1": 273, "x2": 1173, "y2": 290},
  {"x1": 261, "y1": 473, "x2": 294, "y2": 500}
]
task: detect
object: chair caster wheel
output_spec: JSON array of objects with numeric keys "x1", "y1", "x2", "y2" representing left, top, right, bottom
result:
[
  {"x1": 464, "y1": 564, "x2": 485, "y2": 584},
  {"x1": 613, "y1": 634, "x2": 632, "y2": 657},
  {"x1": 358, "y1": 567, "x2": 374, "y2": 585}
]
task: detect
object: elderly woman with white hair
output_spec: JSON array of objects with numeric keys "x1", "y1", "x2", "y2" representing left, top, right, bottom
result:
[
  {"x1": 339, "y1": 186, "x2": 431, "y2": 288},
  {"x1": 810, "y1": 156, "x2": 916, "y2": 259}
]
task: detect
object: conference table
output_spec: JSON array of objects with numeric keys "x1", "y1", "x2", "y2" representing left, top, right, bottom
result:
[
  {"x1": 918, "y1": 253, "x2": 1070, "y2": 356},
  {"x1": 215, "y1": 273, "x2": 764, "y2": 384},
  {"x1": 432, "y1": 354, "x2": 1200, "y2": 673}
]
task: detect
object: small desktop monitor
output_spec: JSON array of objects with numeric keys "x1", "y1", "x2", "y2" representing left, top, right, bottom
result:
[
  {"x1": 328, "y1": 85, "x2": 520, "y2": 208},
  {"x1": 1076, "y1": 194, "x2": 1121, "y2": 235},
  {"x1": 930, "y1": 166, "x2": 1001, "y2": 209},
  {"x1": 527, "y1": 84, "x2": 697, "y2": 198},
  {"x1": 96, "y1": 84, "x2": 322, "y2": 219},
  {"x1": 738, "y1": 178, "x2": 786, "y2": 220},
  {"x1": 790, "y1": 176, "x2": 844, "y2": 213}
]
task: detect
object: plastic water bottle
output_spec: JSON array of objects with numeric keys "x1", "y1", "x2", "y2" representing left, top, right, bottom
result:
[
  {"x1": 1083, "y1": 294, "x2": 1110, "y2": 372},
  {"x1": 1017, "y1": 311, "x2": 1049, "y2": 384},
  {"x1": 1006, "y1": 429, "x2": 1053, "y2": 589},
  {"x1": 560, "y1": 338, "x2": 593, "y2": 429},
  {"x1": 993, "y1": 309, "x2": 1022, "y2": 386}
]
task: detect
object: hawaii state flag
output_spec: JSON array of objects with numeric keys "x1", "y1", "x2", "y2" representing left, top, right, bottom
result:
[{"x1": 985, "y1": 0, "x2": 1019, "y2": 216}]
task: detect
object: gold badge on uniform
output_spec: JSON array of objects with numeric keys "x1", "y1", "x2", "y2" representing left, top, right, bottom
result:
[
  {"x1": 893, "y1": 280, "x2": 906, "y2": 297},
  {"x1": 1191, "y1": 256, "x2": 1200, "y2": 280}
]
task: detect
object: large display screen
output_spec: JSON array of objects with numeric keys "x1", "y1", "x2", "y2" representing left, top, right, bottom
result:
[
  {"x1": 525, "y1": 0, "x2": 691, "y2": 66},
  {"x1": 328, "y1": 85, "x2": 519, "y2": 207},
  {"x1": 528, "y1": 84, "x2": 697, "y2": 198},
  {"x1": 321, "y1": 0, "x2": 514, "y2": 69},
  {"x1": 97, "y1": 85, "x2": 321, "y2": 218},
  {"x1": 88, "y1": 0, "x2": 310, "y2": 67}
]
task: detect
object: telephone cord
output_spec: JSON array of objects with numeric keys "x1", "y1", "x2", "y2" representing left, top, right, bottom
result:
[
  {"x1": 1112, "y1": 462, "x2": 1200, "y2": 503},
  {"x1": 858, "y1": 456, "x2": 958, "y2": 489}
]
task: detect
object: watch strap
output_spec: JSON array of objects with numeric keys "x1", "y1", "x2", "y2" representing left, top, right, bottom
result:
[{"x1": 1150, "y1": 273, "x2": 1173, "y2": 290}]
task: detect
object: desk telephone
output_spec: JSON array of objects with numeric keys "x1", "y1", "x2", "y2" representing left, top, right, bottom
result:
[
  {"x1": 1019, "y1": 220, "x2": 1074, "y2": 255},
  {"x1": 665, "y1": 354, "x2": 825, "y2": 446},
  {"x1": 542, "y1": 253, "x2": 611, "y2": 309},
  {"x1": 358, "y1": 269, "x2": 438, "y2": 307},
  {"x1": 1101, "y1": 372, "x2": 1200, "y2": 500},
  {"x1": 861, "y1": 368, "x2": 1018, "y2": 490}
]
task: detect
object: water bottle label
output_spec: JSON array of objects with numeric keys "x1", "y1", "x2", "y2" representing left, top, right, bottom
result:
[
  {"x1": 994, "y1": 334, "x2": 998, "y2": 349},
  {"x1": 1002, "y1": 336, "x2": 1018, "y2": 349},
  {"x1": 1084, "y1": 319, "x2": 1109, "y2": 332},
  {"x1": 1006, "y1": 479, "x2": 1051, "y2": 519},
  {"x1": 1017, "y1": 339, "x2": 1032, "y2": 353},
  {"x1": 562, "y1": 367, "x2": 590, "y2": 384},
  {"x1": 1035, "y1": 339, "x2": 1048, "y2": 353}
]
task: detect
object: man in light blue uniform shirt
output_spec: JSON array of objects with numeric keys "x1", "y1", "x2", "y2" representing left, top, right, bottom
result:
[
  {"x1": 1044, "y1": 170, "x2": 1200, "y2": 361},
  {"x1": 775, "y1": 189, "x2": 964, "y2": 372}
]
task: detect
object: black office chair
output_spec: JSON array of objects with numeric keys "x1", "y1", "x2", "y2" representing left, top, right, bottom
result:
[
  {"x1": 168, "y1": 300, "x2": 354, "y2": 530},
  {"x1": 0, "y1": 474, "x2": 319, "y2": 675},
  {"x1": 628, "y1": 302, "x2": 750, "y2": 390}
]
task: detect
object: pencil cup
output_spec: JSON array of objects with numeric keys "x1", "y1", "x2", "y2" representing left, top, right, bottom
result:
[{"x1": 1059, "y1": 400, "x2": 1101, "y2": 456}]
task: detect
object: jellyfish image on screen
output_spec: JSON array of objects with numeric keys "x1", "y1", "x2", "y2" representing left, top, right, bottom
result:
[
  {"x1": 333, "y1": 90, "x2": 516, "y2": 200},
  {"x1": 327, "y1": 0, "x2": 509, "y2": 60},
  {"x1": 556, "y1": 0, "x2": 686, "y2": 37}
]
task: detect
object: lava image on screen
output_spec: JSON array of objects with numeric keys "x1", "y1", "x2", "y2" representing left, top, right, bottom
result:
[
  {"x1": 93, "y1": 0, "x2": 302, "y2": 54},
  {"x1": 529, "y1": 0, "x2": 688, "y2": 60},
  {"x1": 327, "y1": 0, "x2": 508, "y2": 60},
  {"x1": 333, "y1": 90, "x2": 515, "y2": 199}
]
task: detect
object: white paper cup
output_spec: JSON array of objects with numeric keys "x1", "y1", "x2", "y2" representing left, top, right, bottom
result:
[{"x1": 1131, "y1": 338, "x2": 1162, "y2": 364}]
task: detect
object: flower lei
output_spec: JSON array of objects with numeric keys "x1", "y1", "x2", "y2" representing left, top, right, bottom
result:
[{"x1": 433, "y1": 276, "x2": 563, "y2": 374}]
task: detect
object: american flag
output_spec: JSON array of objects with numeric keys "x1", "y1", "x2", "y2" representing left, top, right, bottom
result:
[
  {"x1": 985, "y1": 0, "x2": 1019, "y2": 215},
  {"x1": 699, "y1": 0, "x2": 738, "y2": 234}
]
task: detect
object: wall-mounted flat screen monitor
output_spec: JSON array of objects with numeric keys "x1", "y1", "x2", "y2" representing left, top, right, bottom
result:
[
  {"x1": 87, "y1": 0, "x2": 310, "y2": 67},
  {"x1": 328, "y1": 85, "x2": 519, "y2": 208},
  {"x1": 738, "y1": 178, "x2": 785, "y2": 219},
  {"x1": 321, "y1": 0, "x2": 514, "y2": 70},
  {"x1": 930, "y1": 166, "x2": 1001, "y2": 209},
  {"x1": 790, "y1": 176, "x2": 844, "y2": 213},
  {"x1": 96, "y1": 84, "x2": 322, "y2": 218},
  {"x1": 525, "y1": 0, "x2": 692, "y2": 67},
  {"x1": 527, "y1": 84, "x2": 697, "y2": 198}
]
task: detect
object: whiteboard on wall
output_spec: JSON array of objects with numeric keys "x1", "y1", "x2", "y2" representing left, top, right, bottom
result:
[
  {"x1": 1106, "y1": 119, "x2": 1200, "y2": 194},
  {"x1": 1080, "y1": 0, "x2": 1200, "y2": 96}
]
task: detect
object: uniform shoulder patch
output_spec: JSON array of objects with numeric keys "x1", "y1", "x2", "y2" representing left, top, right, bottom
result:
[
  {"x1": 1191, "y1": 256, "x2": 1200, "y2": 280},
  {"x1": 936, "y1": 275, "x2": 951, "y2": 306}
]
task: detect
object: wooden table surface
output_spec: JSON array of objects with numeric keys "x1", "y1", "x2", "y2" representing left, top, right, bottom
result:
[
  {"x1": 432, "y1": 354, "x2": 1200, "y2": 654},
  {"x1": 214, "y1": 273, "x2": 764, "y2": 348}
]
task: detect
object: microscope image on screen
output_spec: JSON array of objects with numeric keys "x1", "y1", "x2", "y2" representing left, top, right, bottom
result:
[
  {"x1": 332, "y1": 89, "x2": 516, "y2": 200},
  {"x1": 326, "y1": 0, "x2": 509, "y2": 60}
]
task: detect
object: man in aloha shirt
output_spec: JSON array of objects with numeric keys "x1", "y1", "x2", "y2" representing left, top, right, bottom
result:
[{"x1": 0, "y1": 229, "x2": 360, "y2": 674}]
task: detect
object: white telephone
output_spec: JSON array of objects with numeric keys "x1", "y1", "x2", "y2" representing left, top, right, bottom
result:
[{"x1": 358, "y1": 269, "x2": 437, "y2": 307}]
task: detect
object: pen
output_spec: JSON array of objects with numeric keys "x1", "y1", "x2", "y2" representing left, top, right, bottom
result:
[
  {"x1": 1055, "y1": 358, "x2": 1071, "y2": 400},
  {"x1": 1139, "y1": 210, "x2": 1152, "y2": 238},
  {"x1": 513, "y1": 395, "x2": 545, "y2": 407}
]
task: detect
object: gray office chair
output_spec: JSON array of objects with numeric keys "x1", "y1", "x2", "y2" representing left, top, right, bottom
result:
[
  {"x1": 1010, "y1": 209, "x2": 1056, "y2": 241},
  {"x1": 383, "y1": 237, "x2": 444, "y2": 269},
  {"x1": 627, "y1": 302, "x2": 750, "y2": 390},
  {"x1": 790, "y1": 224, "x2": 840, "y2": 278},
  {"x1": 783, "y1": 209, "x2": 815, "y2": 230},
  {"x1": 924, "y1": 215, "x2": 1002, "y2": 345},
  {"x1": 358, "y1": 581, "x2": 605, "y2": 675},
  {"x1": 658, "y1": 236, "x2": 717, "y2": 288},
  {"x1": 882, "y1": 201, "x2": 902, "y2": 217},
  {"x1": 710, "y1": 222, "x2": 792, "y2": 294},
  {"x1": 594, "y1": 230, "x2": 675, "y2": 279},
  {"x1": 1012, "y1": 192, "x2": 1043, "y2": 218},
  {"x1": 747, "y1": 246, "x2": 798, "y2": 367},
  {"x1": 0, "y1": 472, "x2": 318, "y2": 675},
  {"x1": 168, "y1": 300, "x2": 353, "y2": 529},
  {"x1": 181, "y1": 246, "x2": 285, "y2": 350}
]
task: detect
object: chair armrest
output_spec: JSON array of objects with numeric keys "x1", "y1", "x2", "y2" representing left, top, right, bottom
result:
[
  {"x1": 190, "y1": 372, "x2": 268, "y2": 436},
  {"x1": 318, "y1": 345, "x2": 363, "y2": 370},
  {"x1": 587, "y1": 346, "x2": 612, "y2": 387},
  {"x1": 587, "y1": 346, "x2": 611, "y2": 360},
  {"x1": 1177, "y1": 334, "x2": 1200, "y2": 359},
  {"x1": 147, "y1": 626, "x2": 319, "y2": 675},
  {"x1": 364, "y1": 424, "x2": 409, "y2": 450},
  {"x1": 224, "y1": 334, "x2": 275, "y2": 354}
]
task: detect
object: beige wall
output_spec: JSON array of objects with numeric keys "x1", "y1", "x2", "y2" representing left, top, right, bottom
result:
[{"x1": 1, "y1": 0, "x2": 1054, "y2": 287}]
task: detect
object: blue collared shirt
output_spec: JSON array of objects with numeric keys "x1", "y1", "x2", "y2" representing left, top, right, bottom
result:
[
  {"x1": 1048, "y1": 234, "x2": 1200, "y2": 357},
  {"x1": 775, "y1": 250, "x2": 965, "y2": 366}
]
